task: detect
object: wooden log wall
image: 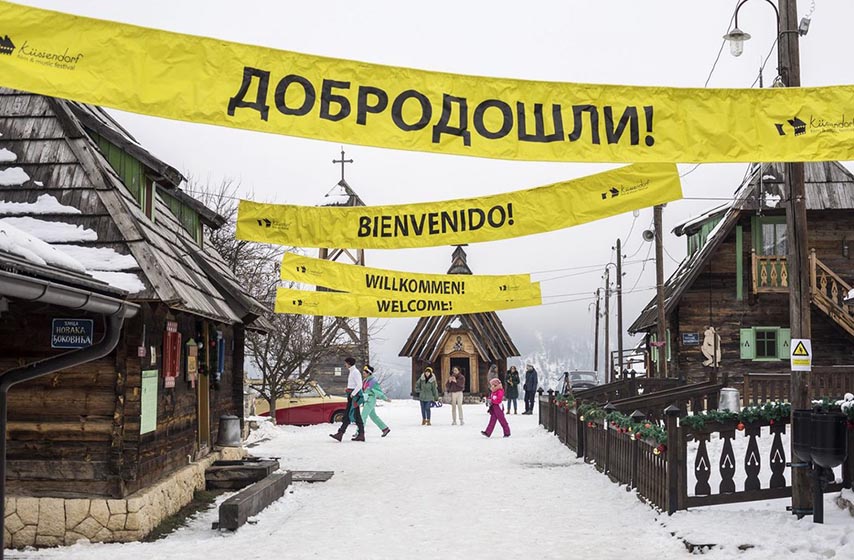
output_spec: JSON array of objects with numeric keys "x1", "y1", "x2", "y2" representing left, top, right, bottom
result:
[{"x1": 672, "y1": 212, "x2": 854, "y2": 386}]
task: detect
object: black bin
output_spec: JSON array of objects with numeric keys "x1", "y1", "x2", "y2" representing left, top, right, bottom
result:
[
  {"x1": 811, "y1": 411, "x2": 848, "y2": 469},
  {"x1": 792, "y1": 409, "x2": 813, "y2": 463}
]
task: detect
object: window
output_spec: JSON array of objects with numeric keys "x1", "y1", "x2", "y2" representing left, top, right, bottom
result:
[
  {"x1": 754, "y1": 328, "x2": 777, "y2": 359},
  {"x1": 752, "y1": 216, "x2": 787, "y2": 256},
  {"x1": 740, "y1": 327, "x2": 790, "y2": 360}
]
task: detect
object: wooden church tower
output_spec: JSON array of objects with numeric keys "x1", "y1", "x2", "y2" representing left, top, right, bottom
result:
[
  {"x1": 399, "y1": 246, "x2": 520, "y2": 397},
  {"x1": 310, "y1": 149, "x2": 370, "y2": 394}
]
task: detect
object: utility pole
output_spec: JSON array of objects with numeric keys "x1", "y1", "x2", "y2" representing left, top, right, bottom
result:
[
  {"x1": 616, "y1": 238, "x2": 624, "y2": 379},
  {"x1": 603, "y1": 268, "x2": 611, "y2": 384},
  {"x1": 654, "y1": 204, "x2": 668, "y2": 378},
  {"x1": 779, "y1": 0, "x2": 811, "y2": 516},
  {"x1": 593, "y1": 289, "x2": 601, "y2": 373}
]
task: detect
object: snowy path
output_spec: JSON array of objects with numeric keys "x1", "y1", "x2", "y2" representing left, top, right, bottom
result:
[{"x1": 11, "y1": 401, "x2": 854, "y2": 559}]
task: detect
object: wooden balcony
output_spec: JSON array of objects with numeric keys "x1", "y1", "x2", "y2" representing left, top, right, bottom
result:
[{"x1": 752, "y1": 251, "x2": 788, "y2": 294}]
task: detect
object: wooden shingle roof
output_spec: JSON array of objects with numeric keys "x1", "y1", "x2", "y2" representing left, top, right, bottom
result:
[
  {"x1": 629, "y1": 161, "x2": 854, "y2": 333},
  {"x1": 399, "y1": 247, "x2": 520, "y2": 361},
  {"x1": 0, "y1": 88, "x2": 265, "y2": 325}
]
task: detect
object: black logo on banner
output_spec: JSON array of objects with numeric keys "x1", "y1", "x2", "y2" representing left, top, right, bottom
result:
[
  {"x1": 256, "y1": 218, "x2": 272, "y2": 227},
  {"x1": 600, "y1": 187, "x2": 620, "y2": 200},
  {"x1": 0, "y1": 35, "x2": 15, "y2": 56},
  {"x1": 775, "y1": 117, "x2": 807, "y2": 136}
]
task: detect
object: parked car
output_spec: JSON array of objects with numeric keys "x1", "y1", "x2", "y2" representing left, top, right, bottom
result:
[
  {"x1": 254, "y1": 381, "x2": 348, "y2": 425},
  {"x1": 568, "y1": 370, "x2": 600, "y2": 391}
]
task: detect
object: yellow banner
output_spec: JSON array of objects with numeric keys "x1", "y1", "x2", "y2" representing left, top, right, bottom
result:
[
  {"x1": 238, "y1": 163, "x2": 681, "y2": 249},
  {"x1": 1, "y1": 2, "x2": 853, "y2": 163},
  {"x1": 274, "y1": 286, "x2": 542, "y2": 318},
  {"x1": 282, "y1": 253, "x2": 538, "y2": 299}
]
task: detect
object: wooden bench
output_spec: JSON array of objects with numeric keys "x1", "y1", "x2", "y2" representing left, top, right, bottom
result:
[{"x1": 214, "y1": 471, "x2": 293, "y2": 531}]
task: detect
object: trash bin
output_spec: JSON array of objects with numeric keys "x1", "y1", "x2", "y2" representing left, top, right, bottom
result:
[
  {"x1": 718, "y1": 388, "x2": 741, "y2": 413},
  {"x1": 216, "y1": 414, "x2": 241, "y2": 447},
  {"x1": 811, "y1": 411, "x2": 848, "y2": 469}
]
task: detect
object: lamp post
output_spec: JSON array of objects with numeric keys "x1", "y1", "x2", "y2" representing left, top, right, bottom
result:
[{"x1": 723, "y1": 0, "x2": 812, "y2": 516}]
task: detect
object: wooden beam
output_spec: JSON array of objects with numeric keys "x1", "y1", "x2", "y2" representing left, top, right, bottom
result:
[{"x1": 215, "y1": 471, "x2": 292, "y2": 531}]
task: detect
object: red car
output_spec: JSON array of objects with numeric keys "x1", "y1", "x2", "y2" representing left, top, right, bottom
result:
[{"x1": 254, "y1": 381, "x2": 348, "y2": 425}]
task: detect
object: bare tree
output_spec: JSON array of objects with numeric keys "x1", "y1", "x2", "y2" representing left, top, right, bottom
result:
[{"x1": 187, "y1": 177, "x2": 347, "y2": 424}]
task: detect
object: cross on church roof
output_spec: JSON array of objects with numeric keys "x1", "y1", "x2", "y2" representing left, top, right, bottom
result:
[{"x1": 332, "y1": 147, "x2": 353, "y2": 182}]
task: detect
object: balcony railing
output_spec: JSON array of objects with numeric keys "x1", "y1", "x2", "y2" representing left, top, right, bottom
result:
[{"x1": 752, "y1": 251, "x2": 788, "y2": 294}]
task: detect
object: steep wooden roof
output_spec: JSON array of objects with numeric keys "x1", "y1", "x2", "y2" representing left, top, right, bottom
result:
[
  {"x1": 0, "y1": 88, "x2": 265, "y2": 325},
  {"x1": 399, "y1": 247, "x2": 520, "y2": 361},
  {"x1": 629, "y1": 161, "x2": 854, "y2": 333}
]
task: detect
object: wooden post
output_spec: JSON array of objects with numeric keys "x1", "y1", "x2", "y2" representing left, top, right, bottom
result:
[
  {"x1": 593, "y1": 288, "x2": 601, "y2": 374},
  {"x1": 630, "y1": 410, "x2": 645, "y2": 490},
  {"x1": 547, "y1": 389, "x2": 555, "y2": 433},
  {"x1": 654, "y1": 205, "x2": 668, "y2": 378},
  {"x1": 616, "y1": 238, "x2": 624, "y2": 378},
  {"x1": 604, "y1": 403, "x2": 617, "y2": 475},
  {"x1": 576, "y1": 405, "x2": 585, "y2": 459},
  {"x1": 778, "y1": 0, "x2": 811, "y2": 515},
  {"x1": 665, "y1": 404, "x2": 681, "y2": 514},
  {"x1": 604, "y1": 267, "x2": 611, "y2": 383}
]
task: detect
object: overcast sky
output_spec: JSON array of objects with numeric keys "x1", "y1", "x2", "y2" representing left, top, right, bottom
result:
[{"x1": 15, "y1": 0, "x2": 854, "y2": 375}]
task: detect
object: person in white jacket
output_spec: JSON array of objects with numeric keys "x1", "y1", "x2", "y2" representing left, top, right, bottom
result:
[{"x1": 330, "y1": 356, "x2": 364, "y2": 442}]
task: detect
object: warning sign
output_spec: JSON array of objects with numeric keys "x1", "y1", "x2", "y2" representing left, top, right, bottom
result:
[{"x1": 790, "y1": 338, "x2": 812, "y2": 372}]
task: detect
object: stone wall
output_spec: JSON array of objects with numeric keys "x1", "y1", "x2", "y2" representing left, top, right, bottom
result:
[{"x1": 4, "y1": 447, "x2": 245, "y2": 549}]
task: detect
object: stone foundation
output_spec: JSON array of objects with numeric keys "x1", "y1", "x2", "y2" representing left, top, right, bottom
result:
[{"x1": 4, "y1": 447, "x2": 246, "y2": 548}]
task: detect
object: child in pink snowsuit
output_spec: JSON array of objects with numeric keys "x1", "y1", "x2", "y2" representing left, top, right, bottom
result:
[{"x1": 482, "y1": 378, "x2": 511, "y2": 437}]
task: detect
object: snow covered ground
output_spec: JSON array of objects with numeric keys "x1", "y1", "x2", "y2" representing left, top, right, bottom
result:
[{"x1": 9, "y1": 401, "x2": 854, "y2": 560}]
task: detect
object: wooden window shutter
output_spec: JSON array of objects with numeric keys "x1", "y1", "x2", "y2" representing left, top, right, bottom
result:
[
  {"x1": 216, "y1": 331, "x2": 225, "y2": 375},
  {"x1": 777, "y1": 328, "x2": 791, "y2": 360},
  {"x1": 740, "y1": 328, "x2": 755, "y2": 360},
  {"x1": 666, "y1": 328, "x2": 671, "y2": 362}
]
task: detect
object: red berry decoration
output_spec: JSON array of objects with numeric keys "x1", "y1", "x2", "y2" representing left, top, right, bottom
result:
[
  {"x1": 737, "y1": 422, "x2": 745, "y2": 431},
  {"x1": 644, "y1": 423, "x2": 651, "y2": 429},
  {"x1": 635, "y1": 433, "x2": 642, "y2": 440},
  {"x1": 769, "y1": 419, "x2": 775, "y2": 426}
]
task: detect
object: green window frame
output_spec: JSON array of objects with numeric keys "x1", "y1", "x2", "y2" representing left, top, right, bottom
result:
[
  {"x1": 649, "y1": 328, "x2": 671, "y2": 363},
  {"x1": 739, "y1": 326, "x2": 790, "y2": 361}
]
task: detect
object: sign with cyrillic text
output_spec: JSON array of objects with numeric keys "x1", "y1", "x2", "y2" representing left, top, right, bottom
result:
[
  {"x1": 275, "y1": 286, "x2": 542, "y2": 318},
  {"x1": 239, "y1": 163, "x2": 682, "y2": 249},
  {"x1": 51, "y1": 318, "x2": 93, "y2": 349},
  {"x1": 281, "y1": 253, "x2": 537, "y2": 299},
  {"x1": 1, "y1": 1, "x2": 853, "y2": 163}
]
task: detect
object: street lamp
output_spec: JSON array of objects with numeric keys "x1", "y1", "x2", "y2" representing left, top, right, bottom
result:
[
  {"x1": 722, "y1": 0, "x2": 810, "y2": 58},
  {"x1": 722, "y1": 0, "x2": 812, "y2": 517}
]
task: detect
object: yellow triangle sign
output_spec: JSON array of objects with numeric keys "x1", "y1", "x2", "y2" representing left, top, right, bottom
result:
[{"x1": 792, "y1": 341, "x2": 810, "y2": 356}]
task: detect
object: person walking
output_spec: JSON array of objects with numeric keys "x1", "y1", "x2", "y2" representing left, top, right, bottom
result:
[
  {"x1": 505, "y1": 365, "x2": 520, "y2": 415},
  {"x1": 329, "y1": 356, "x2": 365, "y2": 442},
  {"x1": 445, "y1": 366, "x2": 466, "y2": 425},
  {"x1": 360, "y1": 365, "x2": 391, "y2": 437},
  {"x1": 481, "y1": 377, "x2": 511, "y2": 438},
  {"x1": 522, "y1": 363, "x2": 539, "y2": 415},
  {"x1": 415, "y1": 366, "x2": 439, "y2": 425}
]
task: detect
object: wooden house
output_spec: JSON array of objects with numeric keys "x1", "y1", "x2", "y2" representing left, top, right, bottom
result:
[
  {"x1": 0, "y1": 88, "x2": 267, "y2": 547},
  {"x1": 629, "y1": 161, "x2": 854, "y2": 390},
  {"x1": 399, "y1": 247, "x2": 520, "y2": 397}
]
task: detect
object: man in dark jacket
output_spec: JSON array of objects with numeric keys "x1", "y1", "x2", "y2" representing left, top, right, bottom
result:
[{"x1": 523, "y1": 364, "x2": 539, "y2": 414}]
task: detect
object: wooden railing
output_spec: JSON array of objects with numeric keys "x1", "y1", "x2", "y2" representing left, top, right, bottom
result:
[
  {"x1": 572, "y1": 377, "x2": 682, "y2": 404},
  {"x1": 752, "y1": 250, "x2": 788, "y2": 294},
  {"x1": 810, "y1": 251, "x2": 854, "y2": 337},
  {"x1": 742, "y1": 369, "x2": 854, "y2": 406},
  {"x1": 539, "y1": 394, "x2": 853, "y2": 514}
]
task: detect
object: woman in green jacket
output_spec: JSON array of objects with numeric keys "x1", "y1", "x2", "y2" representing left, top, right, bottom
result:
[
  {"x1": 414, "y1": 367, "x2": 439, "y2": 425},
  {"x1": 505, "y1": 365, "x2": 521, "y2": 414}
]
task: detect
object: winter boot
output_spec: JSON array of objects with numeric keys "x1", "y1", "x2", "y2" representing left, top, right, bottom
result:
[
  {"x1": 381, "y1": 427, "x2": 391, "y2": 437},
  {"x1": 353, "y1": 432, "x2": 365, "y2": 442},
  {"x1": 329, "y1": 432, "x2": 343, "y2": 442},
  {"x1": 351, "y1": 432, "x2": 361, "y2": 440},
  {"x1": 426, "y1": 419, "x2": 431, "y2": 426},
  {"x1": 422, "y1": 419, "x2": 427, "y2": 425},
  {"x1": 481, "y1": 431, "x2": 490, "y2": 438}
]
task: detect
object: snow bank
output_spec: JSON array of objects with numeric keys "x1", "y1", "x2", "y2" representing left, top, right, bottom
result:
[{"x1": 0, "y1": 194, "x2": 82, "y2": 215}]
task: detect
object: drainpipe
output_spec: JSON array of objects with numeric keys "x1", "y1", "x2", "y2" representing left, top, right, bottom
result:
[{"x1": 0, "y1": 271, "x2": 138, "y2": 557}]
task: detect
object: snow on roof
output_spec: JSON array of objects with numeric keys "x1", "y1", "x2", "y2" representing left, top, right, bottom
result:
[
  {"x1": 0, "y1": 220, "x2": 87, "y2": 273},
  {"x1": 0, "y1": 148, "x2": 17, "y2": 164},
  {"x1": 89, "y1": 271, "x2": 145, "y2": 293},
  {"x1": 0, "y1": 194, "x2": 82, "y2": 215},
  {"x1": 318, "y1": 183, "x2": 353, "y2": 207},
  {"x1": 59, "y1": 245, "x2": 139, "y2": 271},
  {"x1": 671, "y1": 202, "x2": 730, "y2": 235},
  {"x1": 0, "y1": 217, "x2": 97, "y2": 242},
  {"x1": 0, "y1": 167, "x2": 30, "y2": 186}
]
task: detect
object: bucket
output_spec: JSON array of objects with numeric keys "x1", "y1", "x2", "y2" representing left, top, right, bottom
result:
[
  {"x1": 216, "y1": 414, "x2": 242, "y2": 447},
  {"x1": 718, "y1": 388, "x2": 741, "y2": 413}
]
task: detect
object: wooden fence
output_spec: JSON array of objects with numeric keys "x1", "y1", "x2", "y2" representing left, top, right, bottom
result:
[
  {"x1": 741, "y1": 369, "x2": 854, "y2": 406},
  {"x1": 539, "y1": 392, "x2": 853, "y2": 513}
]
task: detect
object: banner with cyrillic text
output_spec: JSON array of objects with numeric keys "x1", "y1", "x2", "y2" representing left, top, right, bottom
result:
[
  {"x1": 274, "y1": 286, "x2": 542, "y2": 318},
  {"x1": 238, "y1": 163, "x2": 681, "y2": 249},
  {"x1": 281, "y1": 253, "x2": 538, "y2": 300},
  {"x1": 2, "y1": 1, "x2": 853, "y2": 163}
]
